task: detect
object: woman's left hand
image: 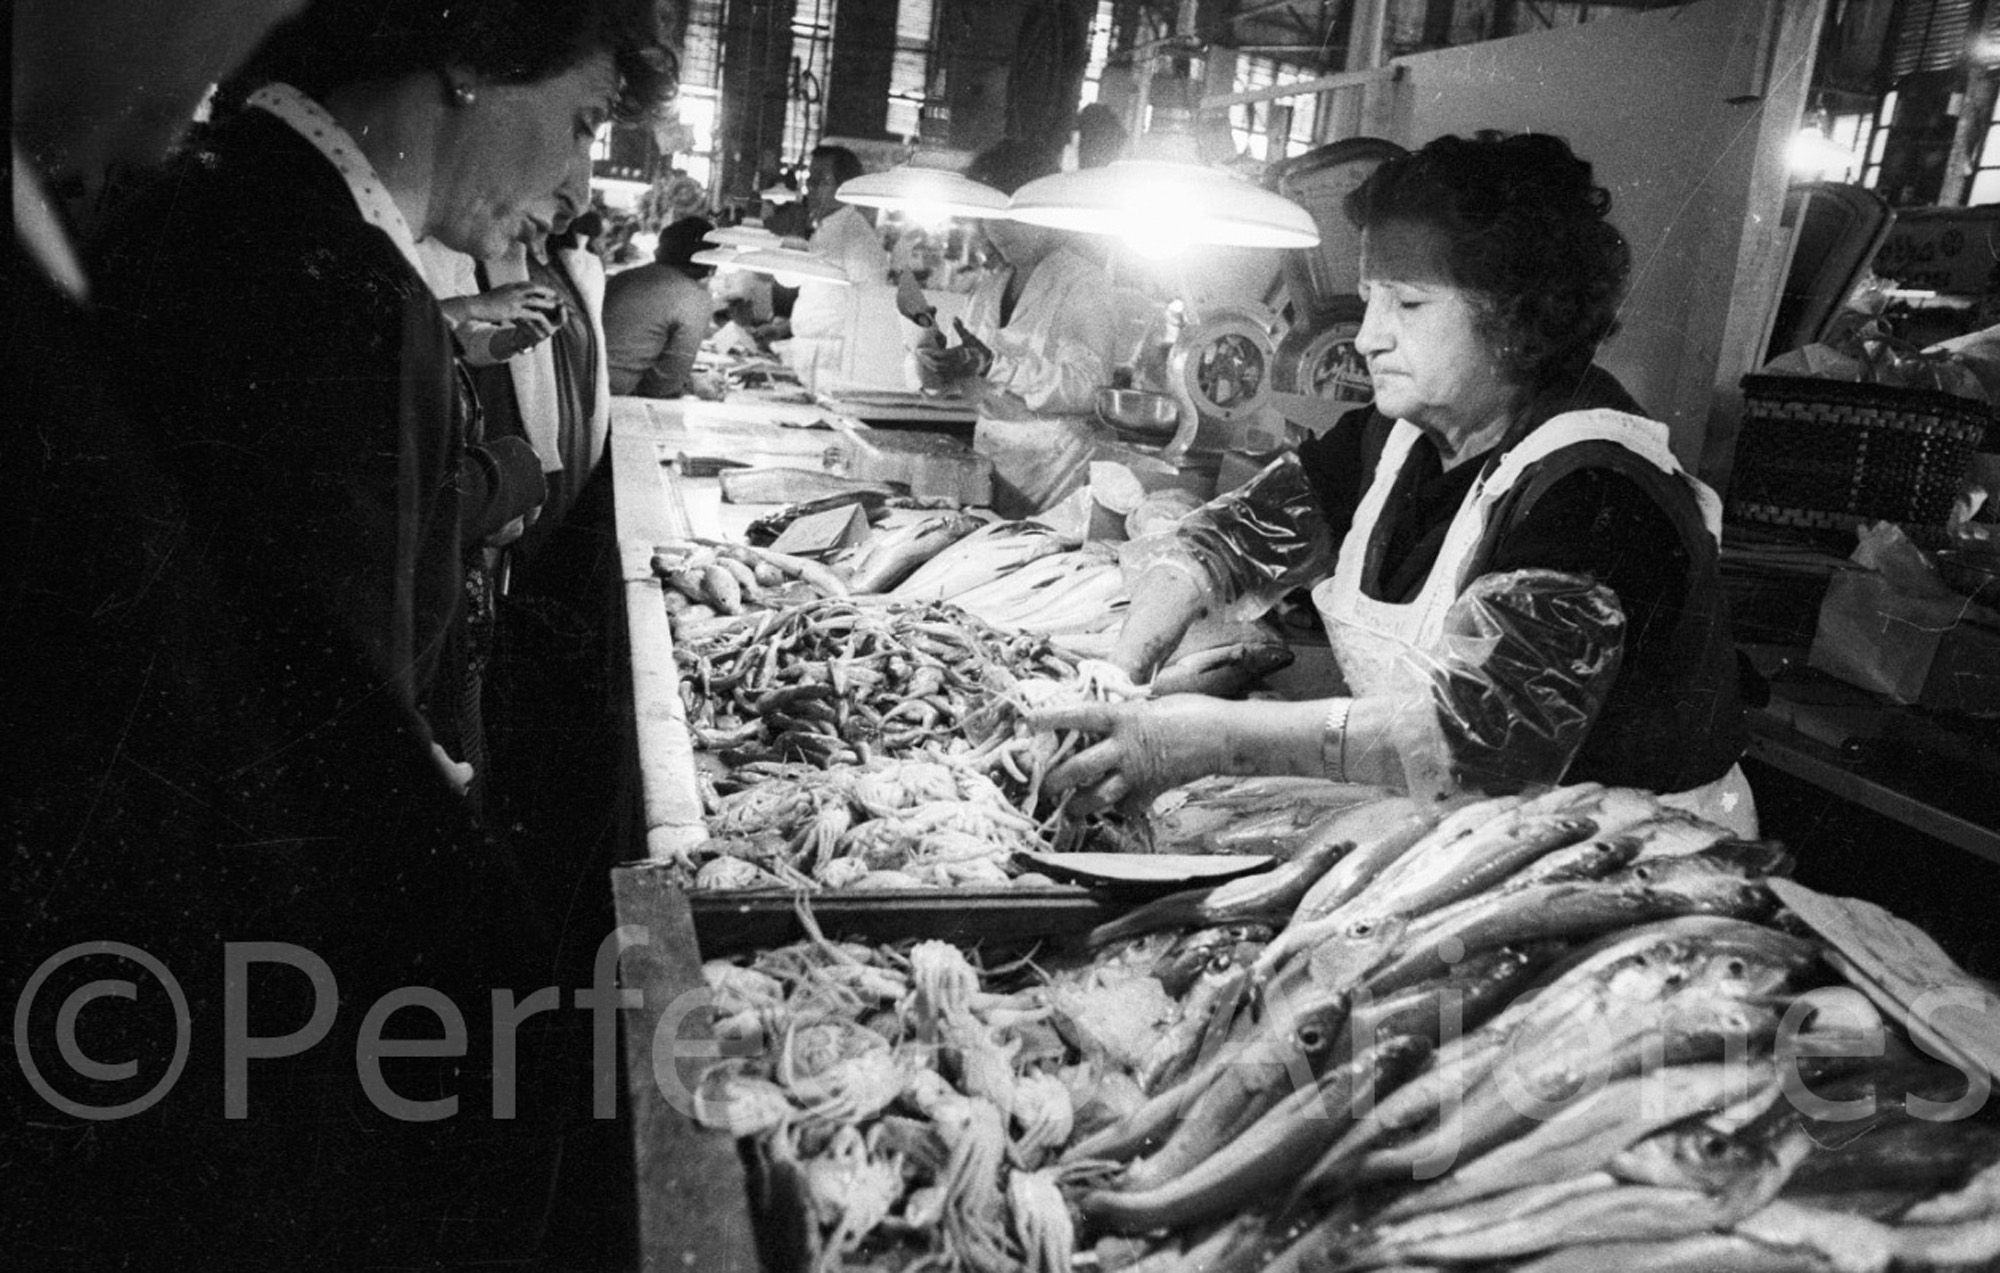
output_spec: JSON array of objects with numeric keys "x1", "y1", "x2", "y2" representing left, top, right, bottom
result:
[{"x1": 1030, "y1": 694, "x2": 1239, "y2": 812}]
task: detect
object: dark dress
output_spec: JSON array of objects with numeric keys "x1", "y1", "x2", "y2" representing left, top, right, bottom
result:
[
  {"x1": 1296, "y1": 369, "x2": 1747, "y2": 792},
  {"x1": 6, "y1": 106, "x2": 624, "y2": 1269}
]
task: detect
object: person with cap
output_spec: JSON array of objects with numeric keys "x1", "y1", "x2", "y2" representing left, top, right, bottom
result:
[{"x1": 602, "y1": 213, "x2": 721, "y2": 397}]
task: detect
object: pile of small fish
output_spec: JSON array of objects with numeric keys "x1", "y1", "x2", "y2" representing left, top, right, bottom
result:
[
  {"x1": 1055, "y1": 782, "x2": 2000, "y2": 1272},
  {"x1": 839, "y1": 511, "x2": 988, "y2": 595},
  {"x1": 887, "y1": 522, "x2": 1131, "y2": 641},
  {"x1": 653, "y1": 537, "x2": 849, "y2": 623},
  {"x1": 671, "y1": 597, "x2": 1138, "y2": 889}
]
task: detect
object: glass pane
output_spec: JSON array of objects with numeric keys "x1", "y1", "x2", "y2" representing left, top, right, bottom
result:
[{"x1": 1969, "y1": 168, "x2": 2000, "y2": 207}]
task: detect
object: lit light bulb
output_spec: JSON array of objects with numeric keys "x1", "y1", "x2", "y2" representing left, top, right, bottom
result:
[{"x1": 1787, "y1": 126, "x2": 1856, "y2": 181}]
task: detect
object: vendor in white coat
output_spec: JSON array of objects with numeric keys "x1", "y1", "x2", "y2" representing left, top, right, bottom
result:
[
  {"x1": 780, "y1": 143, "x2": 894, "y2": 389},
  {"x1": 1034, "y1": 133, "x2": 1755, "y2": 833},
  {"x1": 915, "y1": 139, "x2": 1119, "y2": 416}
]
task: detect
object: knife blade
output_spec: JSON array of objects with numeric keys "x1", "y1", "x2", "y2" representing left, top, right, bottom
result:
[{"x1": 896, "y1": 271, "x2": 936, "y2": 328}]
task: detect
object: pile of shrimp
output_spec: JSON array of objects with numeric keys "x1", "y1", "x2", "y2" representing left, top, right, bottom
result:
[
  {"x1": 672, "y1": 597, "x2": 1143, "y2": 889},
  {"x1": 691, "y1": 909, "x2": 1180, "y2": 1272},
  {"x1": 672, "y1": 597, "x2": 1084, "y2": 802}
]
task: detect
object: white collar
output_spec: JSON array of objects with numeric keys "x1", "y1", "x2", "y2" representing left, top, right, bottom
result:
[
  {"x1": 248, "y1": 82, "x2": 426, "y2": 279},
  {"x1": 12, "y1": 141, "x2": 90, "y2": 303}
]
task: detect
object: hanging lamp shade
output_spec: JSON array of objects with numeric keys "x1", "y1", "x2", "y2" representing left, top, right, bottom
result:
[
  {"x1": 1008, "y1": 84, "x2": 1318, "y2": 251},
  {"x1": 727, "y1": 247, "x2": 852, "y2": 286},
  {"x1": 836, "y1": 160, "x2": 1010, "y2": 220},
  {"x1": 760, "y1": 183, "x2": 802, "y2": 204},
  {"x1": 705, "y1": 225, "x2": 782, "y2": 249},
  {"x1": 1009, "y1": 157, "x2": 1319, "y2": 250},
  {"x1": 832, "y1": 95, "x2": 1006, "y2": 219},
  {"x1": 690, "y1": 247, "x2": 743, "y2": 269}
]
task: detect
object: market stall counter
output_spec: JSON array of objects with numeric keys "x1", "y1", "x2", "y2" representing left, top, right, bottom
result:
[{"x1": 604, "y1": 395, "x2": 2000, "y2": 1273}]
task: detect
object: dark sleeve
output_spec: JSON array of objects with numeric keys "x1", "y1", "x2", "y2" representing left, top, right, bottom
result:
[
  {"x1": 1484, "y1": 467, "x2": 1691, "y2": 659},
  {"x1": 1483, "y1": 466, "x2": 1720, "y2": 790},
  {"x1": 458, "y1": 434, "x2": 547, "y2": 542}
]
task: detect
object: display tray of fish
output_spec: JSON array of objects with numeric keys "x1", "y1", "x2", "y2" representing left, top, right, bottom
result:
[{"x1": 648, "y1": 808, "x2": 2000, "y2": 1273}]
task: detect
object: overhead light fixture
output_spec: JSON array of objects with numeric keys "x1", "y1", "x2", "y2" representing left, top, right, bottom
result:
[
  {"x1": 837, "y1": 160, "x2": 1010, "y2": 220},
  {"x1": 1007, "y1": 39, "x2": 1318, "y2": 252},
  {"x1": 726, "y1": 247, "x2": 852, "y2": 288},
  {"x1": 690, "y1": 247, "x2": 743, "y2": 269},
  {"x1": 704, "y1": 226, "x2": 782, "y2": 249},
  {"x1": 1787, "y1": 107, "x2": 1857, "y2": 182},
  {"x1": 832, "y1": 97, "x2": 1008, "y2": 221},
  {"x1": 760, "y1": 183, "x2": 803, "y2": 205}
]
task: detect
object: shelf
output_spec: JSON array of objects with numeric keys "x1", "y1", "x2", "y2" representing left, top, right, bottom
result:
[{"x1": 1746, "y1": 710, "x2": 2000, "y2": 866}]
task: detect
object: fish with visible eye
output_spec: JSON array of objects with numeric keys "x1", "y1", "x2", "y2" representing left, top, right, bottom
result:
[
  {"x1": 1303, "y1": 1107, "x2": 1816, "y2": 1270},
  {"x1": 1150, "y1": 922, "x2": 1275, "y2": 999}
]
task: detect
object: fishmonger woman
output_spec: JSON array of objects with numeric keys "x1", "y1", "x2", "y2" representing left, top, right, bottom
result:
[{"x1": 1040, "y1": 133, "x2": 1752, "y2": 834}]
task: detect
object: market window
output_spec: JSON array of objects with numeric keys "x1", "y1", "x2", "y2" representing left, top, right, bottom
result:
[
  {"x1": 885, "y1": 0, "x2": 934, "y2": 143},
  {"x1": 1079, "y1": 0, "x2": 1115, "y2": 105},
  {"x1": 783, "y1": 0, "x2": 836, "y2": 169},
  {"x1": 1969, "y1": 118, "x2": 2000, "y2": 205},
  {"x1": 1229, "y1": 56, "x2": 1317, "y2": 161}
]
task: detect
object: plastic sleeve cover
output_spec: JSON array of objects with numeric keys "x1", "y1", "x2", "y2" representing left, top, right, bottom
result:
[
  {"x1": 1164, "y1": 451, "x2": 1339, "y2": 619},
  {"x1": 1417, "y1": 569, "x2": 1627, "y2": 796}
]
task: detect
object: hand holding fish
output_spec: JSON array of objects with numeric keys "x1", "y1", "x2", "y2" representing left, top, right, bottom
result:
[
  {"x1": 1031, "y1": 695, "x2": 1245, "y2": 812},
  {"x1": 1034, "y1": 693, "x2": 1418, "y2": 812}
]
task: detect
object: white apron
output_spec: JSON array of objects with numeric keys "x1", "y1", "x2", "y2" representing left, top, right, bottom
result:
[{"x1": 1310, "y1": 409, "x2": 1755, "y2": 835}]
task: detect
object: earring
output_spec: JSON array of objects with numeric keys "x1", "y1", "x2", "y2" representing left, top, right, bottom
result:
[{"x1": 451, "y1": 83, "x2": 477, "y2": 107}]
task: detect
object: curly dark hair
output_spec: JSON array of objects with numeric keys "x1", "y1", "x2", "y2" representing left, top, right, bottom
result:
[
  {"x1": 1345, "y1": 132, "x2": 1629, "y2": 389},
  {"x1": 223, "y1": 0, "x2": 679, "y2": 124}
]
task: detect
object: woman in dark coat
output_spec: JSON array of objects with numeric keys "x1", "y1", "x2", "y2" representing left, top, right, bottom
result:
[{"x1": 14, "y1": 3, "x2": 678, "y2": 1267}]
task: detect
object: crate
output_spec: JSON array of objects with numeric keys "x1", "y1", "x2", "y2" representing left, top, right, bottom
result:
[
  {"x1": 1728, "y1": 373, "x2": 1989, "y2": 532},
  {"x1": 611, "y1": 867, "x2": 1128, "y2": 1272}
]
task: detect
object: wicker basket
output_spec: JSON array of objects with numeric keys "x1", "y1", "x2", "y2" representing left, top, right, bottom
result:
[{"x1": 1729, "y1": 373, "x2": 1989, "y2": 532}]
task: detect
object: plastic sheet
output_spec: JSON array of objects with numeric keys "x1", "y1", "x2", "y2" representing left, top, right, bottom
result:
[
  {"x1": 1403, "y1": 569, "x2": 1626, "y2": 799},
  {"x1": 1123, "y1": 452, "x2": 1336, "y2": 622}
]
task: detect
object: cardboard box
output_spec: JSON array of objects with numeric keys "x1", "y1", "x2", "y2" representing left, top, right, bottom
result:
[{"x1": 610, "y1": 869, "x2": 1124, "y2": 1272}]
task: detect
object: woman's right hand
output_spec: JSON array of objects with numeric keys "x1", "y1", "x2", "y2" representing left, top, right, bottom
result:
[
  {"x1": 1030, "y1": 694, "x2": 1244, "y2": 812},
  {"x1": 460, "y1": 281, "x2": 563, "y2": 329}
]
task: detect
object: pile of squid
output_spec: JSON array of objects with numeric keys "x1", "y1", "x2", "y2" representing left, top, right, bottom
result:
[
  {"x1": 671, "y1": 597, "x2": 1137, "y2": 890},
  {"x1": 1056, "y1": 781, "x2": 2000, "y2": 1272},
  {"x1": 691, "y1": 916, "x2": 1137, "y2": 1273}
]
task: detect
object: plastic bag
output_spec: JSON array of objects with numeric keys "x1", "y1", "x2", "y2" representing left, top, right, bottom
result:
[
  {"x1": 1124, "y1": 451, "x2": 1336, "y2": 622},
  {"x1": 1764, "y1": 317, "x2": 1993, "y2": 403},
  {"x1": 1395, "y1": 569, "x2": 1627, "y2": 800},
  {"x1": 1808, "y1": 521, "x2": 1973, "y2": 703}
]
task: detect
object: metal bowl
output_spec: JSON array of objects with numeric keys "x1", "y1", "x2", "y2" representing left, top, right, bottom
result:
[{"x1": 1095, "y1": 387, "x2": 1180, "y2": 439}]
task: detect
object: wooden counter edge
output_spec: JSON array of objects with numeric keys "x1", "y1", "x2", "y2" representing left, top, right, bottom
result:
[
  {"x1": 612, "y1": 874, "x2": 765, "y2": 1273},
  {"x1": 621, "y1": 547, "x2": 710, "y2": 862}
]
